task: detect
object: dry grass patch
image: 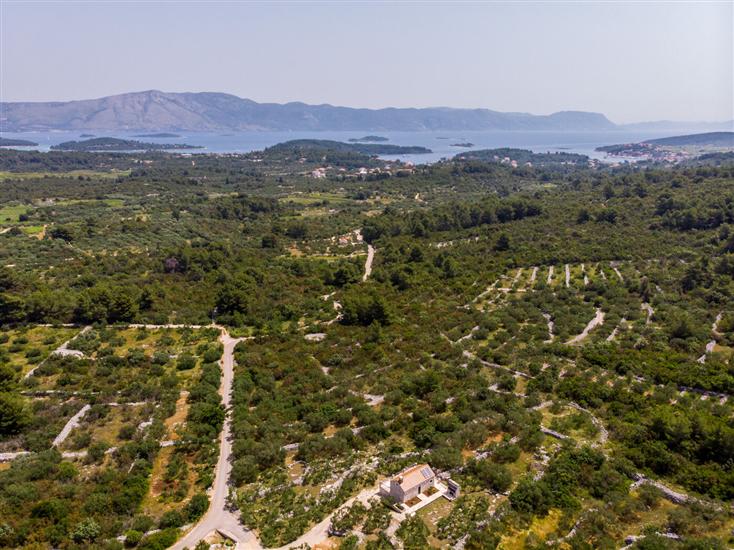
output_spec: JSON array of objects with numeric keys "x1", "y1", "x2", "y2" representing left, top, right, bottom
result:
[
  {"x1": 499, "y1": 507, "x2": 563, "y2": 549},
  {"x1": 165, "y1": 390, "x2": 190, "y2": 441},
  {"x1": 417, "y1": 495, "x2": 454, "y2": 532}
]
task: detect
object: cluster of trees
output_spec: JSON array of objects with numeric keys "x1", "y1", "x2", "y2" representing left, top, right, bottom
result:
[
  {"x1": 362, "y1": 198, "x2": 541, "y2": 242},
  {"x1": 455, "y1": 147, "x2": 590, "y2": 166},
  {"x1": 178, "y1": 343, "x2": 224, "y2": 496},
  {"x1": 340, "y1": 290, "x2": 392, "y2": 326},
  {"x1": 510, "y1": 446, "x2": 626, "y2": 515},
  {"x1": 0, "y1": 430, "x2": 165, "y2": 547}
]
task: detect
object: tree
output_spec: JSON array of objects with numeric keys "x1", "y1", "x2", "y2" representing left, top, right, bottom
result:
[
  {"x1": 431, "y1": 446, "x2": 463, "y2": 470},
  {"x1": 509, "y1": 477, "x2": 550, "y2": 515},
  {"x1": 341, "y1": 292, "x2": 391, "y2": 326},
  {"x1": 0, "y1": 292, "x2": 24, "y2": 323},
  {"x1": 669, "y1": 315, "x2": 693, "y2": 340},
  {"x1": 177, "y1": 353, "x2": 197, "y2": 371},
  {"x1": 331, "y1": 263, "x2": 361, "y2": 287},
  {"x1": 362, "y1": 499, "x2": 390, "y2": 533},
  {"x1": 50, "y1": 225, "x2": 74, "y2": 242},
  {"x1": 186, "y1": 493, "x2": 209, "y2": 521},
  {"x1": 474, "y1": 460, "x2": 512, "y2": 492},
  {"x1": 494, "y1": 233, "x2": 510, "y2": 251},
  {"x1": 261, "y1": 234, "x2": 278, "y2": 248},
  {"x1": 0, "y1": 392, "x2": 30, "y2": 435},
  {"x1": 577, "y1": 208, "x2": 591, "y2": 224},
  {"x1": 285, "y1": 222, "x2": 308, "y2": 239}
]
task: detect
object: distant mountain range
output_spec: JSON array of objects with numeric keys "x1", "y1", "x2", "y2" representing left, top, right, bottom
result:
[{"x1": 1, "y1": 90, "x2": 731, "y2": 133}]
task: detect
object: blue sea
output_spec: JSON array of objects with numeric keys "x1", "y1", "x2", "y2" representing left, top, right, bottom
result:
[{"x1": 0, "y1": 129, "x2": 683, "y2": 164}]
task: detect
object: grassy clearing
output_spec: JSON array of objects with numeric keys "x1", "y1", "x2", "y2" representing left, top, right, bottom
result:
[
  {"x1": 0, "y1": 204, "x2": 29, "y2": 222},
  {"x1": 165, "y1": 391, "x2": 190, "y2": 442},
  {"x1": 20, "y1": 225, "x2": 45, "y2": 235},
  {"x1": 51, "y1": 198, "x2": 125, "y2": 208},
  {"x1": 60, "y1": 404, "x2": 150, "y2": 452},
  {"x1": 619, "y1": 496, "x2": 677, "y2": 540},
  {"x1": 505, "y1": 451, "x2": 534, "y2": 478},
  {"x1": 142, "y1": 446, "x2": 200, "y2": 519},
  {"x1": 298, "y1": 207, "x2": 334, "y2": 218},
  {"x1": 417, "y1": 496, "x2": 454, "y2": 532}
]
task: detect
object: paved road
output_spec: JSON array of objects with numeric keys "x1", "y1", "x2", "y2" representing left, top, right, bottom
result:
[{"x1": 170, "y1": 328, "x2": 260, "y2": 550}]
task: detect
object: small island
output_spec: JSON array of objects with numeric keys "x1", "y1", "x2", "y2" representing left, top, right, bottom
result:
[
  {"x1": 451, "y1": 142, "x2": 474, "y2": 148},
  {"x1": 0, "y1": 137, "x2": 39, "y2": 147},
  {"x1": 133, "y1": 132, "x2": 182, "y2": 138},
  {"x1": 265, "y1": 139, "x2": 431, "y2": 156},
  {"x1": 348, "y1": 135, "x2": 389, "y2": 143},
  {"x1": 79, "y1": 133, "x2": 95, "y2": 138},
  {"x1": 50, "y1": 137, "x2": 202, "y2": 152}
]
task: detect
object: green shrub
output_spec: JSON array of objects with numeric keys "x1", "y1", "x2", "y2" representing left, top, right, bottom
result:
[
  {"x1": 177, "y1": 354, "x2": 197, "y2": 371},
  {"x1": 124, "y1": 530, "x2": 143, "y2": 547},
  {"x1": 185, "y1": 493, "x2": 209, "y2": 521},
  {"x1": 137, "y1": 528, "x2": 179, "y2": 550},
  {"x1": 158, "y1": 510, "x2": 184, "y2": 529},
  {"x1": 71, "y1": 517, "x2": 101, "y2": 542}
]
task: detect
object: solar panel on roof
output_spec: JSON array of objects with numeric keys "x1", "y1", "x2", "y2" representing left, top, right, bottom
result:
[{"x1": 420, "y1": 467, "x2": 432, "y2": 478}]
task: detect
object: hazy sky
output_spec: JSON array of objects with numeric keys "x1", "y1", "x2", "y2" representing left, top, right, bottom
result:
[{"x1": 1, "y1": 1, "x2": 732, "y2": 123}]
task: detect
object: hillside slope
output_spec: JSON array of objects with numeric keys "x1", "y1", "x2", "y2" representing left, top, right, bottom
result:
[{"x1": 646, "y1": 131, "x2": 734, "y2": 147}]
